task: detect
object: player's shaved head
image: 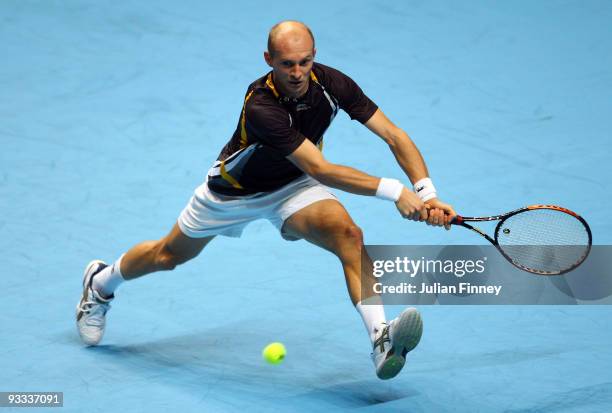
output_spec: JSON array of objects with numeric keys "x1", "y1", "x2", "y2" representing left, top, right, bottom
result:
[
  {"x1": 267, "y1": 20, "x2": 315, "y2": 57},
  {"x1": 264, "y1": 21, "x2": 316, "y2": 98}
]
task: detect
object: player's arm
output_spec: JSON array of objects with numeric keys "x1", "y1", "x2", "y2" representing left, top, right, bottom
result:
[
  {"x1": 364, "y1": 108, "x2": 456, "y2": 227},
  {"x1": 287, "y1": 138, "x2": 428, "y2": 221},
  {"x1": 364, "y1": 109, "x2": 429, "y2": 185}
]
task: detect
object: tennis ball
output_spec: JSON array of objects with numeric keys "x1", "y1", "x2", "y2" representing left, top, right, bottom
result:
[{"x1": 262, "y1": 342, "x2": 286, "y2": 365}]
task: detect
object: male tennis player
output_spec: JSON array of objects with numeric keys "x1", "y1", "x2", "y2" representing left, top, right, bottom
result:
[{"x1": 76, "y1": 21, "x2": 455, "y2": 380}]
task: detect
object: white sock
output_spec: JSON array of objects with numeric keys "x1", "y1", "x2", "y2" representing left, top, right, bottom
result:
[
  {"x1": 92, "y1": 254, "x2": 126, "y2": 298},
  {"x1": 356, "y1": 296, "x2": 387, "y2": 344}
]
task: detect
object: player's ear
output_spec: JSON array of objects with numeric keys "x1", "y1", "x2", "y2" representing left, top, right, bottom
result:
[{"x1": 264, "y1": 51, "x2": 273, "y2": 67}]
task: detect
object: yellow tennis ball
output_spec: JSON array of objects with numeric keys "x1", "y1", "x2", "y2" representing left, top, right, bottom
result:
[{"x1": 262, "y1": 342, "x2": 286, "y2": 365}]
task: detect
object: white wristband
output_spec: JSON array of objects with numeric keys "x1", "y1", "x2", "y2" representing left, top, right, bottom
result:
[
  {"x1": 376, "y1": 178, "x2": 404, "y2": 202},
  {"x1": 413, "y1": 177, "x2": 437, "y2": 201}
]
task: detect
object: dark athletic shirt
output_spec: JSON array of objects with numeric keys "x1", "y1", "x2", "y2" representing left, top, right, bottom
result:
[{"x1": 207, "y1": 62, "x2": 378, "y2": 196}]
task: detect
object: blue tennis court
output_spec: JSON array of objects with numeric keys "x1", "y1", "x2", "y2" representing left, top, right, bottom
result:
[{"x1": 1, "y1": 1, "x2": 611, "y2": 411}]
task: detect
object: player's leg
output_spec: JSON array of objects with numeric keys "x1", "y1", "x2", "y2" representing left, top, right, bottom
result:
[
  {"x1": 77, "y1": 171, "x2": 259, "y2": 346},
  {"x1": 281, "y1": 200, "x2": 385, "y2": 344},
  {"x1": 281, "y1": 199, "x2": 423, "y2": 379},
  {"x1": 120, "y1": 223, "x2": 214, "y2": 280},
  {"x1": 91, "y1": 223, "x2": 214, "y2": 297},
  {"x1": 281, "y1": 199, "x2": 369, "y2": 306},
  {"x1": 76, "y1": 224, "x2": 213, "y2": 345}
]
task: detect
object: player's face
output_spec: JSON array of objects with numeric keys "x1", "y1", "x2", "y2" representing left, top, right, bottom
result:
[{"x1": 265, "y1": 36, "x2": 315, "y2": 99}]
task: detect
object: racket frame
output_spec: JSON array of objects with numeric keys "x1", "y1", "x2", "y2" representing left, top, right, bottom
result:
[{"x1": 451, "y1": 205, "x2": 592, "y2": 275}]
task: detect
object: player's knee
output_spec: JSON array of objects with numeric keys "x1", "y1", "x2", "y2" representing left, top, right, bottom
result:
[
  {"x1": 344, "y1": 224, "x2": 363, "y2": 245},
  {"x1": 336, "y1": 223, "x2": 363, "y2": 254}
]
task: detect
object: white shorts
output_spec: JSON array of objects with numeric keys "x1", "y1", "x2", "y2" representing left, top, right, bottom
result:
[{"x1": 177, "y1": 174, "x2": 337, "y2": 240}]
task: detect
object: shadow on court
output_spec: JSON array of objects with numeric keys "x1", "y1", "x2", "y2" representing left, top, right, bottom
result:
[
  {"x1": 410, "y1": 346, "x2": 568, "y2": 375},
  {"x1": 83, "y1": 328, "x2": 417, "y2": 410}
]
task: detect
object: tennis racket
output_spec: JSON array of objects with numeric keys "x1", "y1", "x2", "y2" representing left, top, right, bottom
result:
[{"x1": 451, "y1": 205, "x2": 592, "y2": 275}]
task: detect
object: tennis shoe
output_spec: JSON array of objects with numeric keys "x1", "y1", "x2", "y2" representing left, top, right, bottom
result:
[
  {"x1": 76, "y1": 260, "x2": 113, "y2": 346},
  {"x1": 371, "y1": 307, "x2": 423, "y2": 380}
]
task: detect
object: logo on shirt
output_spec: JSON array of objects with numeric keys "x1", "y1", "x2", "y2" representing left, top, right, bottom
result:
[{"x1": 296, "y1": 103, "x2": 311, "y2": 112}]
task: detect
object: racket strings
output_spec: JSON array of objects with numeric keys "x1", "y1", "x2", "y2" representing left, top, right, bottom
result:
[{"x1": 496, "y1": 209, "x2": 590, "y2": 274}]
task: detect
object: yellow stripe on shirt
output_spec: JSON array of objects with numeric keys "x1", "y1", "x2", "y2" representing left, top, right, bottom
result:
[
  {"x1": 265, "y1": 73, "x2": 280, "y2": 98},
  {"x1": 220, "y1": 160, "x2": 244, "y2": 189},
  {"x1": 240, "y1": 90, "x2": 255, "y2": 148},
  {"x1": 310, "y1": 71, "x2": 319, "y2": 83}
]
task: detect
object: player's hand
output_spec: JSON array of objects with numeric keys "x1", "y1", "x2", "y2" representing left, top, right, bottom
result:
[
  {"x1": 425, "y1": 198, "x2": 456, "y2": 230},
  {"x1": 395, "y1": 187, "x2": 428, "y2": 222}
]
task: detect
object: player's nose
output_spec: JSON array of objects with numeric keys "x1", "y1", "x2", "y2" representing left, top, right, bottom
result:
[{"x1": 289, "y1": 65, "x2": 302, "y2": 78}]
